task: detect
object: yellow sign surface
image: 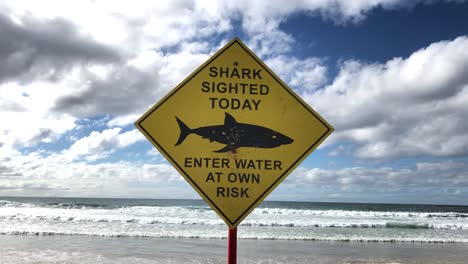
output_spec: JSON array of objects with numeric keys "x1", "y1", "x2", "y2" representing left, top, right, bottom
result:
[{"x1": 135, "y1": 38, "x2": 333, "y2": 227}]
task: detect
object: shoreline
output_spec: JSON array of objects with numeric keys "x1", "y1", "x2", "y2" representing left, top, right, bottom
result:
[
  {"x1": 1, "y1": 232, "x2": 467, "y2": 244},
  {"x1": 1, "y1": 234, "x2": 468, "y2": 264}
]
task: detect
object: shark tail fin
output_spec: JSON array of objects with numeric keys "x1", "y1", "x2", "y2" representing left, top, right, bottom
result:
[{"x1": 175, "y1": 117, "x2": 192, "y2": 146}]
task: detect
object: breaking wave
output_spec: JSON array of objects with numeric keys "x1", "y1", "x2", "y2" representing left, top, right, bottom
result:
[{"x1": 2, "y1": 199, "x2": 468, "y2": 243}]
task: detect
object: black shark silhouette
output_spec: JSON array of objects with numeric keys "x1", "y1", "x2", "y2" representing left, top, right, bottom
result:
[{"x1": 175, "y1": 112, "x2": 294, "y2": 153}]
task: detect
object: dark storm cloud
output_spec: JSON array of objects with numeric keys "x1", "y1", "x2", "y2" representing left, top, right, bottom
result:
[
  {"x1": 0, "y1": 12, "x2": 121, "y2": 84},
  {"x1": 53, "y1": 65, "x2": 160, "y2": 116}
]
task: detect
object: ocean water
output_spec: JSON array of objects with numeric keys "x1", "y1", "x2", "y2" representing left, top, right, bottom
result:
[{"x1": 1, "y1": 197, "x2": 468, "y2": 243}]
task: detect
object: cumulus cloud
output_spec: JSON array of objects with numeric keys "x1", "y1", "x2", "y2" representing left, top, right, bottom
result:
[
  {"x1": 57, "y1": 128, "x2": 145, "y2": 162},
  {"x1": 289, "y1": 161, "x2": 468, "y2": 189},
  {"x1": 0, "y1": 7, "x2": 120, "y2": 151},
  {"x1": 107, "y1": 114, "x2": 141, "y2": 127},
  {"x1": 266, "y1": 55, "x2": 328, "y2": 91},
  {"x1": 2, "y1": 0, "x2": 451, "y2": 121},
  {"x1": 52, "y1": 47, "x2": 210, "y2": 117},
  {"x1": 53, "y1": 64, "x2": 161, "y2": 117},
  {"x1": 0, "y1": 153, "x2": 181, "y2": 196},
  {"x1": 224, "y1": 0, "x2": 427, "y2": 26},
  {"x1": 1, "y1": 0, "x2": 467, "y2": 200},
  {"x1": 0, "y1": 11, "x2": 120, "y2": 84},
  {"x1": 309, "y1": 36, "x2": 468, "y2": 158}
]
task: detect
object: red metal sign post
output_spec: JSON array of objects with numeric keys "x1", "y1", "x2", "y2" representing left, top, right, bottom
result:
[{"x1": 227, "y1": 227, "x2": 237, "y2": 264}]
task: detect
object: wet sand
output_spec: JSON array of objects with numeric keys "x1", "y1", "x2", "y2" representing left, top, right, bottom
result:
[{"x1": 1, "y1": 235, "x2": 468, "y2": 263}]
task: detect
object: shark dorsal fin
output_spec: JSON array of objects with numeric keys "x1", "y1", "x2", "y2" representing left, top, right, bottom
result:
[{"x1": 224, "y1": 112, "x2": 237, "y2": 128}]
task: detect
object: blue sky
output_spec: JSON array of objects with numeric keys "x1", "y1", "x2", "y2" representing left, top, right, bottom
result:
[{"x1": 1, "y1": 0, "x2": 468, "y2": 205}]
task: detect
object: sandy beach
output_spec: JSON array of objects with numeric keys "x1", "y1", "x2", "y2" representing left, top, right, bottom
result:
[{"x1": 1, "y1": 235, "x2": 468, "y2": 264}]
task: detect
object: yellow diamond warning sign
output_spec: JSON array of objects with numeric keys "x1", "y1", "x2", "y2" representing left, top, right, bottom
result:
[{"x1": 135, "y1": 38, "x2": 333, "y2": 228}]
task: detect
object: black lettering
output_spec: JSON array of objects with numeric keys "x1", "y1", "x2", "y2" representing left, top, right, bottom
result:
[
  {"x1": 219, "y1": 98, "x2": 229, "y2": 109},
  {"x1": 231, "y1": 187, "x2": 239, "y2": 197},
  {"x1": 231, "y1": 98, "x2": 240, "y2": 109},
  {"x1": 252, "y1": 99, "x2": 261, "y2": 110},
  {"x1": 235, "y1": 159, "x2": 247, "y2": 169},
  {"x1": 219, "y1": 67, "x2": 229, "y2": 78},
  {"x1": 255, "y1": 160, "x2": 263, "y2": 168},
  {"x1": 231, "y1": 68, "x2": 240, "y2": 78},
  {"x1": 204, "y1": 158, "x2": 230, "y2": 168},
  {"x1": 184, "y1": 157, "x2": 193, "y2": 167},
  {"x1": 238, "y1": 173, "x2": 248, "y2": 183},
  {"x1": 216, "y1": 172, "x2": 223, "y2": 182},
  {"x1": 242, "y1": 99, "x2": 252, "y2": 111},
  {"x1": 252, "y1": 174, "x2": 260, "y2": 184},
  {"x1": 212, "y1": 158, "x2": 220, "y2": 168},
  {"x1": 228, "y1": 173, "x2": 237, "y2": 183},
  {"x1": 260, "y1": 84, "x2": 269, "y2": 95},
  {"x1": 241, "y1": 188, "x2": 249, "y2": 198},
  {"x1": 217, "y1": 187, "x2": 225, "y2": 197},
  {"x1": 274, "y1": 160, "x2": 282, "y2": 170},
  {"x1": 247, "y1": 160, "x2": 255, "y2": 169},
  {"x1": 217, "y1": 187, "x2": 250, "y2": 198},
  {"x1": 206, "y1": 172, "x2": 215, "y2": 182},
  {"x1": 239, "y1": 83, "x2": 248, "y2": 93},
  {"x1": 209, "y1": 97, "x2": 217, "y2": 108},
  {"x1": 222, "y1": 159, "x2": 230, "y2": 168},
  {"x1": 253, "y1": 69, "x2": 262, "y2": 79},
  {"x1": 201, "y1": 81, "x2": 269, "y2": 96},
  {"x1": 185, "y1": 158, "x2": 232, "y2": 168},
  {"x1": 209, "y1": 67, "x2": 217, "y2": 77},
  {"x1": 250, "y1": 84, "x2": 258, "y2": 94},
  {"x1": 228, "y1": 82, "x2": 238, "y2": 94},
  {"x1": 203, "y1": 158, "x2": 211, "y2": 167},
  {"x1": 217, "y1": 82, "x2": 227, "y2": 93},
  {"x1": 242, "y1": 68, "x2": 251, "y2": 79},
  {"x1": 238, "y1": 173, "x2": 260, "y2": 184},
  {"x1": 201, "y1": 81, "x2": 210, "y2": 92},
  {"x1": 234, "y1": 159, "x2": 281, "y2": 170},
  {"x1": 194, "y1": 158, "x2": 202, "y2": 168}
]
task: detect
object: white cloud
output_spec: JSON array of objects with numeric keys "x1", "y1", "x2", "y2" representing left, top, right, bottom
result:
[
  {"x1": 266, "y1": 55, "x2": 328, "y2": 91},
  {"x1": 221, "y1": 0, "x2": 420, "y2": 25},
  {"x1": 0, "y1": 147, "x2": 182, "y2": 197},
  {"x1": 58, "y1": 128, "x2": 144, "y2": 162},
  {"x1": 2, "y1": 0, "x2": 467, "y2": 200},
  {"x1": 289, "y1": 160, "x2": 468, "y2": 189},
  {"x1": 107, "y1": 114, "x2": 141, "y2": 127},
  {"x1": 309, "y1": 36, "x2": 468, "y2": 158},
  {"x1": 2, "y1": 0, "x2": 233, "y2": 51},
  {"x1": 0, "y1": 10, "x2": 120, "y2": 83},
  {"x1": 1, "y1": 0, "x2": 439, "y2": 60},
  {"x1": 52, "y1": 45, "x2": 211, "y2": 118},
  {"x1": 0, "y1": 81, "x2": 77, "y2": 151},
  {"x1": 2, "y1": 0, "x2": 449, "y2": 123}
]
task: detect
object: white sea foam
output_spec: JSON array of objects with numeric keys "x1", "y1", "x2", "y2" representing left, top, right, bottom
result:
[
  {"x1": 1, "y1": 200, "x2": 468, "y2": 229},
  {"x1": 1, "y1": 230, "x2": 468, "y2": 243},
  {"x1": 251, "y1": 207, "x2": 468, "y2": 219},
  {"x1": 2, "y1": 199, "x2": 468, "y2": 243}
]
